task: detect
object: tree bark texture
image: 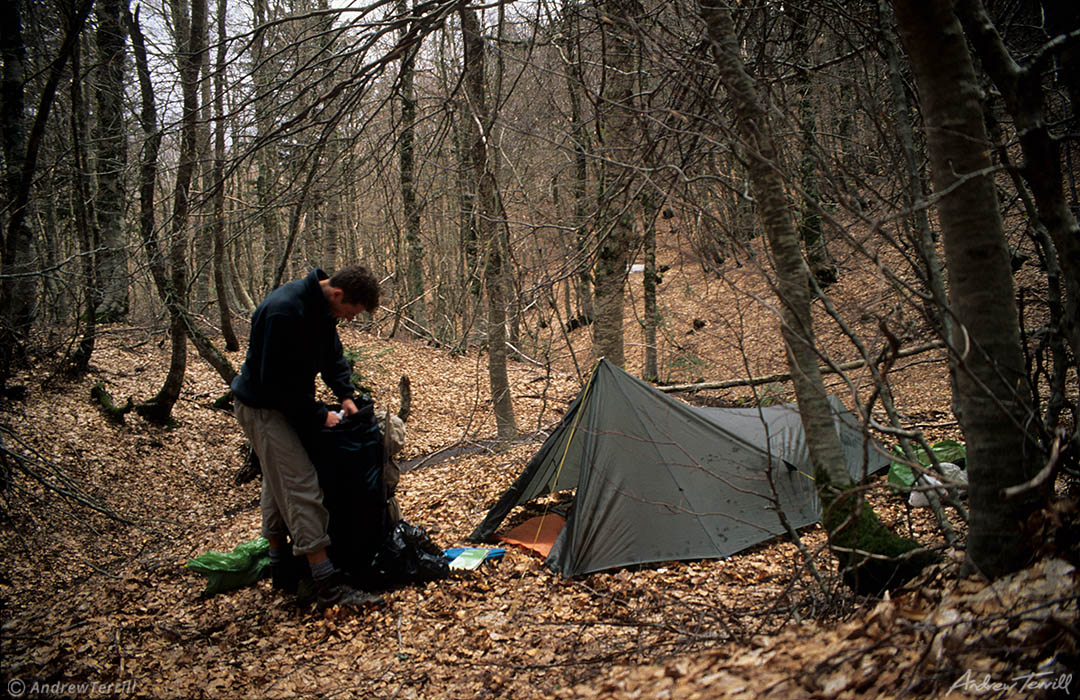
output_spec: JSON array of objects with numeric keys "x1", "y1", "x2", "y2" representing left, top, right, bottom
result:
[
  {"x1": 139, "y1": 0, "x2": 208, "y2": 421},
  {"x1": 193, "y1": 36, "x2": 214, "y2": 310},
  {"x1": 877, "y1": 0, "x2": 952, "y2": 342},
  {"x1": 954, "y1": 0, "x2": 1080, "y2": 407},
  {"x1": 0, "y1": 2, "x2": 34, "y2": 375},
  {"x1": 561, "y1": 0, "x2": 594, "y2": 327},
  {"x1": 461, "y1": 5, "x2": 517, "y2": 439},
  {"x1": 1, "y1": 0, "x2": 91, "y2": 385},
  {"x1": 699, "y1": 0, "x2": 932, "y2": 593},
  {"x1": 67, "y1": 29, "x2": 97, "y2": 374},
  {"x1": 253, "y1": 0, "x2": 283, "y2": 295},
  {"x1": 213, "y1": 0, "x2": 239, "y2": 351},
  {"x1": 126, "y1": 4, "x2": 164, "y2": 299},
  {"x1": 92, "y1": 0, "x2": 130, "y2": 322},
  {"x1": 642, "y1": 191, "x2": 659, "y2": 382},
  {"x1": 893, "y1": 0, "x2": 1043, "y2": 579},
  {"x1": 790, "y1": 5, "x2": 832, "y2": 285},
  {"x1": 592, "y1": 0, "x2": 642, "y2": 368},
  {"x1": 698, "y1": 0, "x2": 848, "y2": 490},
  {"x1": 398, "y1": 0, "x2": 426, "y2": 332}
]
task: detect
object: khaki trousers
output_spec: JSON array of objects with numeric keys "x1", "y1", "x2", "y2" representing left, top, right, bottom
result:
[{"x1": 234, "y1": 400, "x2": 330, "y2": 555}]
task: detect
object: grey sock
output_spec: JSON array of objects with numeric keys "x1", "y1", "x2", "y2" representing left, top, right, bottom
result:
[{"x1": 310, "y1": 558, "x2": 335, "y2": 582}]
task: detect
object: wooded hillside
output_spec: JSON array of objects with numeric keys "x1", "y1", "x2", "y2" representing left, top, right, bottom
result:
[{"x1": 1, "y1": 0, "x2": 1078, "y2": 696}]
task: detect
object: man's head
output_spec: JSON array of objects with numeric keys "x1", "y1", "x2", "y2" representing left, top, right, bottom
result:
[{"x1": 325, "y1": 265, "x2": 380, "y2": 320}]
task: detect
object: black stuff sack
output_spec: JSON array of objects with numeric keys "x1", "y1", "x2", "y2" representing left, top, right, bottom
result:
[{"x1": 371, "y1": 520, "x2": 450, "y2": 587}]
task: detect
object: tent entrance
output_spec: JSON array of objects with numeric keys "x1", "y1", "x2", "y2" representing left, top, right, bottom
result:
[{"x1": 497, "y1": 513, "x2": 567, "y2": 558}]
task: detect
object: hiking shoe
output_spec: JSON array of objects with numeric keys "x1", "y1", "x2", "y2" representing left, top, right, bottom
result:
[{"x1": 315, "y1": 575, "x2": 384, "y2": 612}]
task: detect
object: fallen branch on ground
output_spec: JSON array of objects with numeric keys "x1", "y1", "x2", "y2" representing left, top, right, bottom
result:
[{"x1": 656, "y1": 341, "x2": 946, "y2": 393}]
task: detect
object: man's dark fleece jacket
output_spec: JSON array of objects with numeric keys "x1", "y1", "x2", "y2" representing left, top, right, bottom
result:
[{"x1": 231, "y1": 268, "x2": 355, "y2": 432}]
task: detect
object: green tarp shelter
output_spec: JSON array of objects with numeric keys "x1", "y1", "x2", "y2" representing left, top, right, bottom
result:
[{"x1": 469, "y1": 359, "x2": 888, "y2": 577}]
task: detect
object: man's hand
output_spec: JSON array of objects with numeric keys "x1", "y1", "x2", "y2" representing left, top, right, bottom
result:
[{"x1": 324, "y1": 398, "x2": 357, "y2": 427}]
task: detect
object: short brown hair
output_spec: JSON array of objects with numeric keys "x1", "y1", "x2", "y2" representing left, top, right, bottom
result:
[{"x1": 329, "y1": 265, "x2": 380, "y2": 310}]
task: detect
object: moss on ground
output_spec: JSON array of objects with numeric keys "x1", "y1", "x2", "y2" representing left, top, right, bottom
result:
[{"x1": 822, "y1": 487, "x2": 941, "y2": 595}]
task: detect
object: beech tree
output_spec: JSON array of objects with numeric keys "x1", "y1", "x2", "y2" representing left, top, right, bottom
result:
[
  {"x1": 0, "y1": 0, "x2": 91, "y2": 390},
  {"x1": 91, "y1": 0, "x2": 130, "y2": 322},
  {"x1": 211, "y1": 0, "x2": 239, "y2": 352},
  {"x1": 892, "y1": 0, "x2": 1044, "y2": 579},
  {"x1": 136, "y1": 0, "x2": 209, "y2": 422},
  {"x1": 559, "y1": 0, "x2": 595, "y2": 334},
  {"x1": 250, "y1": 0, "x2": 284, "y2": 295},
  {"x1": 397, "y1": 0, "x2": 426, "y2": 334},
  {"x1": 591, "y1": 0, "x2": 641, "y2": 368},
  {"x1": 461, "y1": 4, "x2": 517, "y2": 438},
  {"x1": 697, "y1": 0, "x2": 932, "y2": 592},
  {"x1": 954, "y1": 0, "x2": 1080, "y2": 462}
]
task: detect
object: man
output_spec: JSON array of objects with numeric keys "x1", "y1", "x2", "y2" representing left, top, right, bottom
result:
[{"x1": 231, "y1": 265, "x2": 383, "y2": 610}]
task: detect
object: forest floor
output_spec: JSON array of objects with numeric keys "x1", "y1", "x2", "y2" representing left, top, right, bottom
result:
[{"x1": 1, "y1": 239, "x2": 1078, "y2": 699}]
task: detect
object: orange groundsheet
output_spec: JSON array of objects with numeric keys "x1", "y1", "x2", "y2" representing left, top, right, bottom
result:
[{"x1": 497, "y1": 514, "x2": 566, "y2": 558}]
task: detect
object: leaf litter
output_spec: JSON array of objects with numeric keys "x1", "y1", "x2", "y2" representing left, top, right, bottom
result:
[{"x1": 0, "y1": 247, "x2": 1076, "y2": 698}]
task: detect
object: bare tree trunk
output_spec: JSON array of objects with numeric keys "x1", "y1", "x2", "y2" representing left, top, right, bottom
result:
[
  {"x1": 2, "y1": 2, "x2": 32, "y2": 298},
  {"x1": 66, "y1": 25, "x2": 97, "y2": 375},
  {"x1": 642, "y1": 190, "x2": 659, "y2": 382},
  {"x1": 561, "y1": 0, "x2": 594, "y2": 328},
  {"x1": 137, "y1": 0, "x2": 208, "y2": 422},
  {"x1": 877, "y1": 0, "x2": 951, "y2": 343},
  {"x1": 321, "y1": 188, "x2": 340, "y2": 272},
  {"x1": 634, "y1": 43, "x2": 661, "y2": 383},
  {"x1": 125, "y1": 4, "x2": 163, "y2": 306},
  {"x1": 698, "y1": 0, "x2": 846, "y2": 492},
  {"x1": 592, "y1": 0, "x2": 641, "y2": 368},
  {"x1": 954, "y1": 0, "x2": 1080, "y2": 453},
  {"x1": 273, "y1": 149, "x2": 323, "y2": 290},
  {"x1": 193, "y1": 24, "x2": 214, "y2": 311},
  {"x1": 213, "y1": 0, "x2": 239, "y2": 351},
  {"x1": 229, "y1": 245, "x2": 255, "y2": 311},
  {"x1": 92, "y1": 0, "x2": 130, "y2": 322},
  {"x1": 877, "y1": 0, "x2": 965, "y2": 439},
  {"x1": 253, "y1": 0, "x2": 282, "y2": 295},
  {"x1": 0, "y1": 0, "x2": 91, "y2": 388},
  {"x1": 699, "y1": 0, "x2": 931, "y2": 593},
  {"x1": 461, "y1": 4, "x2": 516, "y2": 439},
  {"x1": 398, "y1": 0, "x2": 426, "y2": 333},
  {"x1": 39, "y1": 191, "x2": 64, "y2": 324},
  {"x1": 790, "y1": 5, "x2": 834, "y2": 286},
  {"x1": 893, "y1": 0, "x2": 1043, "y2": 580}
]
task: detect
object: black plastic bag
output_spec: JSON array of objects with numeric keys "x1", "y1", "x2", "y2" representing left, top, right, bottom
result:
[
  {"x1": 302, "y1": 398, "x2": 390, "y2": 579},
  {"x1": 370, "y1": 520, "x2": 450, "y2": 587}
]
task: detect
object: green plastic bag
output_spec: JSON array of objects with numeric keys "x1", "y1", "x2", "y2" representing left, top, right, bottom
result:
[
  {"x1": 186, "y1": 537, "x2": 270, "y2": 596},
  {"x1": 888, "y1": 439, "x2": 966, "y2": 492}
]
